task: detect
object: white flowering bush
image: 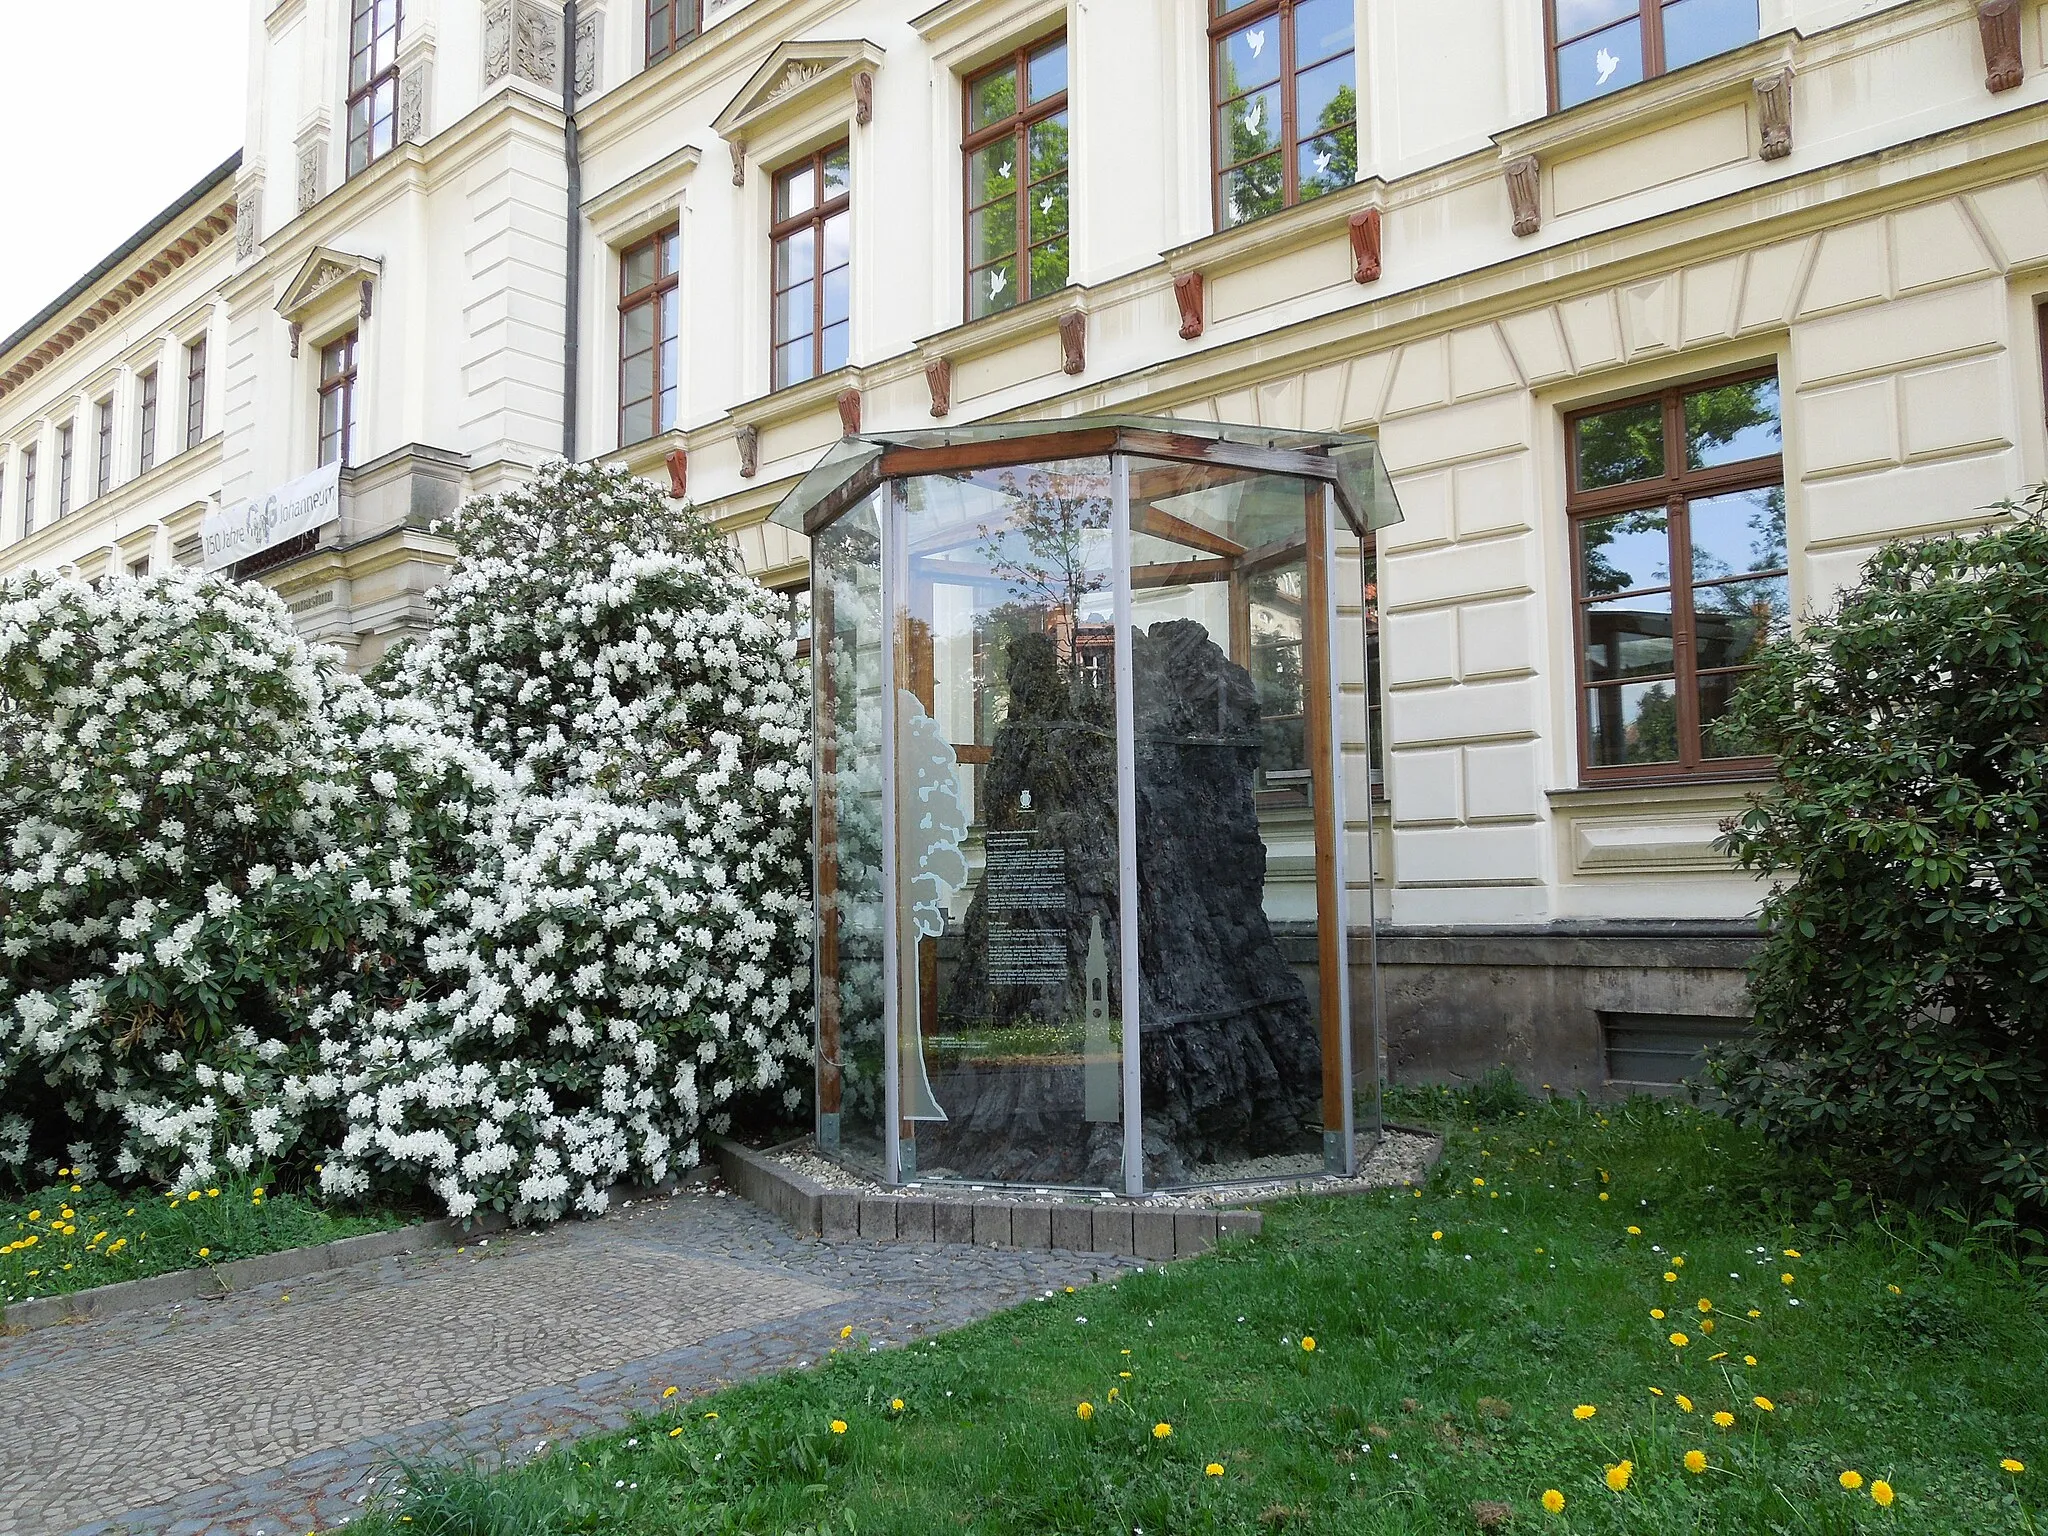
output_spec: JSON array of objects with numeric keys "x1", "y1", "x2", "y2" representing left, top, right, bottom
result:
[{"x1": 2, "y1": 463, "x2": 814, "y2": 1223}]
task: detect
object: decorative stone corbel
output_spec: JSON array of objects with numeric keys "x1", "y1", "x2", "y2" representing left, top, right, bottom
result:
[
  {"x1": 729, "y1": 140, "x2": 745, "y2": 187},
  {"x1": 837, "y1": 388, "x2": 862, "y2": 435},
  {"x1": 1349, "y1": 207, "x2": 1383, "y2": 284},
  {"x1": 853, "y1": 70, "x2": 873, "y2": 126},
  {"x1": 1059, "y1": 309, "x2": 1086, "y2": 375},
  {"x1": 1979, "y1": 0, "x2": 2024, "y2": 93},
  {"x1": 664, "y1": 447, "x2": 688, "y2": 498},
  {"x1": 736, "y1": 423, "x2": 760, "y2": 477},
  {"x1": 1505, "y1": 156, "x2": 1541, "y2": 238},
  {"x1": 1755, "y1": 68, "x2": 1794, "y2": 161},
  {"x1": 925, "y1": 357, "x2": 952, "y2": 417},
  {"x1": 288, "y1": 321, "x2": 303, "y2": 359},
  {"x1": 358, "y1": 279, "x2": 374, "y2": 322},
  {"x1": 1173, "y1": 272, "x2": 1204, "y2": 340}
]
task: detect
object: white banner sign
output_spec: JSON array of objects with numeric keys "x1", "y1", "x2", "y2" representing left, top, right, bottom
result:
[{"x1": 202, "y1": 461, "x2": 342, "y2": 572}]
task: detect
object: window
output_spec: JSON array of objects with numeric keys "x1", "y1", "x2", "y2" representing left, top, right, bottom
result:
[
  {"x1": 1549, "y1": 0, "x2": 1760, "y2": 111},
  {"x1": 128, "y1": 555, "x2": 151, "y2": 579},
  {"x1": 56, "y1": 422, "x2": 74, "y2": 520},
  {"x1": 618, "y1": 225, "x2": 680, "y2": 446},
  {"x1": 1568, "y1": 370, "x2": 1785, "y2": 779},
  {"x1": 20, "y1": 446, "x2": 35, "y2": 536},
  {"x1": 1211, "y1": 0, "x2": 1357, "y2": 231},
  {"x1": 771, "y1": 143, "x2": 851, "y2": 391},
  {"x1": 963, "y1": 35, "x2": 1069, "y2": 321},
  {"x1": 646, "y1": 0, "x2": 698, "y2": 67},
  {"x1": 94, "y1": 397, "x2": 114, "y2": 500},
  {"x1": 346, "y1": 0, "x2": 402, "y2": 178},
  {"x1": 138, "y1": 367, "x2": 158, "y2": 474},
  {"x1": 185, "y1": 337, "x2": 207, "y2": 449},
  {"x1": 319, "y1": 332, "x2": 361, "y2": 467}
]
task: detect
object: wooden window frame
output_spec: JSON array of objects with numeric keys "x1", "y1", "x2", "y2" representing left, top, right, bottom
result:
[
  {"x1": 1565, "y1": 367, "x2": 1785, "y2": 785},
  {"x1": 1208, "y1": 0, "x2": 1359, "y2": 232},
  {"x1": 93, "y1": 396, "x2": 114, "y2": 501},
  {"x1": 645, "y1": 0, "x2": 700, "y2": 67},
  {"x1": 2036, "y1": 298, "x2": 2048, "y2": 434},
  {"x1": 769, "y1": 142, "x2": 852, "y2": 393},
  {"x1": 961, "y1": 33, "x2": 1070, "y2": 322},
  {"x1": 20, "y1": 445, "x2": 35, "y2": 536},
  {"x1": 56, "y1": 421, "x2": 73, "y2": 521},
  {"x1": 138, "y1": 366, "x2": 158, "y2": 475},
  {"x1": 617, "y1": 224, "x2": 681, "y2": 448},
  {"x1": 346, "y1": 0, "x2": 403, "y2": 180},
  {"x1": 1542, "y1": 0, "x2": 1757, "y2": 114},
  {"x1": 318, "y1": 331, "x2": 361, "y2": 468},
  {"x1": 184, "y1": 337, "x2": 207, "y2": 451}
]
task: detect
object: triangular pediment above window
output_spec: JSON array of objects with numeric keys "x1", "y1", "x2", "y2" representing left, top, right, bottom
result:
[
  {"x1": 275, "y1": 248, "x2": 383, "y2": 323},
  {"x1": 712, "y1": 38, "x2": 884, "y2": 145}
]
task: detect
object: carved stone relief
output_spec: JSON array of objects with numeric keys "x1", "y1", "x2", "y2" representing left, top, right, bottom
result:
[
  {"x1": 854, "y1": 70, "x2": 873, "y2": 126},
  {"x1": 770, "y1": 61, "x2": 825, "y2": 100},
  {"x1": 736, "y1": 423, "x2": 760, "y2": 477},
  {"x1": 837, "y1": 387, "x2": 862, "y2": 435},
  {"x1": 1059, "y1": 310, "x2": 1086, "y2": 375},
  {"x1": 483, "y1": 0, "x2": 559, "y2": 89},
  {"x1": 296, "y1": 140, "x2": 324, "y2": 214},
  {"x1": 729, "y1": 141, "x2": 745, "y2": 186},
  {"x1": 235, "y1": 185, "x2": 261, "y2": 260},
  {"x1": 1505, "y1": 156, "x2": 1541, "y2": 238},
  {"x1": 1755, "y1": 69, "x2": 1794, "y2": 161},
  {"x1": 1348, "y1": 207, "x2": 1382, "y2": 284},
  {"x1": 925, "y1": 356, "x2": 952, "y2": 417},
  {"x1": 399, "y1": 62, "x2": 430, "y2": 142},
  {"x1": 1979, "y1": 0, "x2": 2024, "y2": 93},
  {"x1": 574, "y1": 8, "x2": 602, "y2": 97},
  {"x1": 1173, "y1": 272, "x2": 1204, "y2": 340}
]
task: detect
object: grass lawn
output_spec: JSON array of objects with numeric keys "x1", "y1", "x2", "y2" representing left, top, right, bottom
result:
[
  {"x1": 354, "y1": 1095, "x2": 2045, "y2": 1534},
  {"x1": 1, "y1": 1171, "x2": 414, "y2": 1306}
]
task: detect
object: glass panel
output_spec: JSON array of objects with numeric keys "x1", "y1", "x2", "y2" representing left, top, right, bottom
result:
[
  {"x1": 1028, "y1": 39, "x2": 1068, "y2": 101},
  {"x1": 621, "y1": 299, "x2": 655, "y2": 356},
  {"x1": 620, "y1": 396, "x2": 653, "y2": 446},
  {"x1": 1586, "y1": 679, "x2": 1683, "y2": 766},
  {"x1": 1575, "y1": 399, "x2": 1665, "y2": 489},
  {"x1": 969, "y1": 197, "x2": 1017, "y2": 266},
  {"x1": 1556, "y1": 18, "x2": 1643, "y2": 109},
  {"x1": 658, "y1": 384, "x2": 677, "y2": 435},
  {"x1": 1662, "y1": 0, "x2": 1760, "y2": 73},
  {"x1": 822, "y1": 209, "x2": 851, "y2": 274},
  {"x1": 1699, "y1": 671, "x2": 1767, "y2": 759},
  {"x1": 1218, "y1": 17, "x2": 1284, "y2": 95},
  {"x1": 1294, "y1": 0, "x2": 1355, "y2": 63},
  {"x1": 775, "y1": 227, "x2": 815, "y2": 288},
  {"x1": 1027, "y1": 113, "x2": 1068, "y2": 183},
  {"x1": 1578, "y1": 506, "x2": 1671, "y2": 597},
  {"x1": 823, "y1": 145, "x2": 851, "y2": 199},
  {"x1": 822, "y1": 320, "x2": 850, "y2": 374},
  {"x1": 968, "y1": 140, "x2": 1018, "y2": 205},
  {"x1": 1555, "y1": 0, "x2": 1638, "y2": 38},
  {"x1": 661, "y1": 229, "x2": 680, "y2": 275},
  {"x1": 648, "y1": 7, "x2": 671, "y2": 56},
  {"x1": 1127, "y1": 461, "x2": 1332, "y2": 1188},
  {"x1": 660, "y1": 290, "x2": 679, "y2": 350},
  {"x1": 971, "y1": 258, "x2": 1018, "y2": 319},
  {"x1": 776, "y1": 339, "x2": 813, "y2": 390},
  {"x1": 623, "y1": 239, "x2": 657, "y2": 295},
  {"x1": 1220, "y1": 154, "x2": 1285, "y2": 228},
  {"x1": 814, "y1": 491, "x2": 890, "y2": 1174},
  {"x1": 1219, "y1": 84, "x2": 1283, "y2": 166},
  {"x1": 775, "y1": 162, "x2": 816, "y2": 221},
  {"x1": 1298, "y1": 130, "x2": 1355, "y2": 201},
  {"x1": 1685, "y1": 377, "x2": 1781, "y2": 468},
  {"x1": 1294, "y1": 57, "x2": 1356, "y2": 141},
  {"x1": 1028, "y1": 174, "x2": 1067, "y2": 242},
  {"x1": 1582, "y1": 591, "x2": 1675, "y2": 681},
  {"x1": 1688, "y1": 486, "x2": 1786, "y2": 580},
  {"x1": 776, "y1": 282, "x2": 816, "y2": 346},
  {"x1": 1693, "y1": 575, "x2": 1787, "y2": 670},
  {"x1": 968, "y1": 64, "x2": 1019, "y2": 133},
  {"x1": 895, "y1": 458, "x2": 1123, "y2": 1187},
  {"x1": 1029, "y1": 237, "x2": 1069, "y2": 299},
  {"x1": 822, "y1": 266, "x2": 850, "y2": 329}
]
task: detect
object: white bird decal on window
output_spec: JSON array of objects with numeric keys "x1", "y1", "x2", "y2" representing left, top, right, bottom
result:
[
  {"x1": 1595, "y1": 46, "x2": 1620, "y2": 85},
  {"x1": 1244, "y1": 100, "x2": 1263, "y2": 133},
  {"x1": 989, "y1": 268, "x2": 1008, "y2": 298},
  {"x1": 999, "y1": 158, "x2": 1013, "y2": 180},
  {"x1": 1039, "y1": 192, "x2": 1055, "y2": 215},
  {"x1": 1314, "y1": 150, "x2": 1331, "y2": 174},
  {"x1": 1247, "y1": 27, "x2": 1266, "y2": 58}
]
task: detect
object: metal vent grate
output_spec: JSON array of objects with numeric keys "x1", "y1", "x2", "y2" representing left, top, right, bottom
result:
[{"x1": 1601, "y1": 1012, "x2": 1751, "y2": 1088}]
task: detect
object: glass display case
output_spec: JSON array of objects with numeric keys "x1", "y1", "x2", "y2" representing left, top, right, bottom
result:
[{"x1": 774, "y1": 417, "x2": 1403, "y2": 1194}]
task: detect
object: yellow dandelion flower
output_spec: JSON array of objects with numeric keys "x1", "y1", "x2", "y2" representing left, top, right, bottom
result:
[
  {"x1": 1676, "y1": 1394, "x2": 1694, "y2": 1413},
  {"x1": 1744, "y1": 1355, "x2": 1758, "y2": 1367},
  {"x1": 197, "y1": 1247, "x2": 210, "y2": 1258},
  {"x1": 1542, "y1": 1489, "x2": 1566, "y2": 1513},
  {"x1": 1748, "y1": 1309, "x2": 1762, "y2": 1318},
  {"x1": 1841, "y1": 1470, "x2": 1864, "y2": 1490},
  {"x1": 1205, "y1": 1463, "x2": 1225, "y2": 1477},
  {"x1": 668, "y1": 1427, "x2": 683, "y2": 1438},
  {"x1": 206, "y1": 1188, "x2": 219, "y2": 1198},
  {"x1": 1669, "y1": 1332, "x2": 1690, "y2": 1348},
  {"x1": 1781, "y1": 1273, "x2": 1795, "y2": 1286},
  {"x1": 1108, "y1": 1388, "x2": 1120, "y2": 1402},
  {"x1": 1685, "y1": 1450, "x2": 1707, "y2": 1474},
  {"x1": 1605, "y1": 1459, "x2": 1633, "y2": 1491},
  {"x1": 1627, "y1": 1225, "x2": 1643, "y2": 1235},
  {"x1": 1713, "y1": 1412, "x2": 1735, "y2": 1428},
  {"x1": 830, "y1": 1420, "x2": 847, "y2": 1435},
  {"x1": 1649, "y1": 1387, "x2": 1665, "y2": 1397},
  {"x1": 1698, "y1": 1299, "x2": 1713, "y2": 1313},
  {"x1": 1573, "y1": 1404, "x2": 1597, "y2": 1420},
  {"x1": 1599, "y1": 1192, "x2": 1611, "y2": 1201},
  {"x1": 1872, "y1": 1480, "x2": 1894, "y2": 1507},
  {"x1": 187, "y1": 1191, "x2": 200, "y2": 1202},
  {"x1": 1664, "y1": 1271, "x2": 1678, "y2": 1283},
  {"x1": 1154, "y1": 1423, "x2": 1173, "y2": 1440},
  {"x1": 840, "y1": 1325, "x2": 854, "y2": 1339},
  {"x1": 2002, "y1": 1459, "x2": 2025, "y2": 1475},
  {"x1": 1076, "y1": 1402, "x2": 1094, "y2": 1420},
  {"x1": 703, "y1": 1411, "x2": 718, "y2": 1420},
  {"x1": 1672, "y1": 1257, "x2": 1686, "y2": 1268},
  {"x1": 1783, "y1": 1249, "x2": 1801, "y2": 1258},
  {"x1": 1887, "y1": 1284, "x2": 1902, "y2": 1295},
  {"x1": 1752, "y1": 1396, "x2": 1775, "y2": 1412},
  {"x1": 1300, "y1": 1336, "x2": 1316, "y2": 1353},
  {"x1": 1709, "y1": 1352, "x2": 1728, "y2": 1362},
  {"x1": 25, "y1": 1210, "x2": 37, "y2": 1222},
  {"x1": 1473, "y1": 1178, "x2": 1485, "y2": 1187},
  {"x1": 1701, "y1": 1319, "x2": 1716, "y2": 1334},
  {"x1": 892, "y1": 1398, "x2": 905, "y2": 1412},
  {"x1": 662, "y1": 1386, "x2": 678, "y2": 1399},
  {"x1": 1651, "y1": 1308, "x2": 1666, "y2": 1320}
]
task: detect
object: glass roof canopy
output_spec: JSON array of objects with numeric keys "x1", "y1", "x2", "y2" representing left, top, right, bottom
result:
[{"x1": 768, "y1": 414, "x2": 1405, "y2": 541}]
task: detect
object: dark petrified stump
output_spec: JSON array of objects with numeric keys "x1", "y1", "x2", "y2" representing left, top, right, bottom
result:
[{"x1": 921, "y1": 620, "x2": 1321, "y2": 1186}]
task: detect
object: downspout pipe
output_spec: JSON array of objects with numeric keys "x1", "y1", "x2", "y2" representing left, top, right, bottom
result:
[{"x1": 561, "y1": 0, "x2": 581, "y2": 461}]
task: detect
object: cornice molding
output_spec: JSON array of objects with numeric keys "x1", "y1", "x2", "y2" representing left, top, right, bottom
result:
[{"x1": 711, "y1": 37, "x2": 886, "y2": 148}]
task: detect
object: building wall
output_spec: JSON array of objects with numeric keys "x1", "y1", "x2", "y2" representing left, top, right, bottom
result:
[{"x1": 6, "y1": 0, "x2": 2048, "y2": 1087}]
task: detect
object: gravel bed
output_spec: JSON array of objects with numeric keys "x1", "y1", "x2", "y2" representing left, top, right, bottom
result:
[{"x1": 767, "y1": 1128, "x2": 1438, "y2": 1210}]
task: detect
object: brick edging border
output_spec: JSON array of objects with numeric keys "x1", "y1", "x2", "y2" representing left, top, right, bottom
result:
[{"x1": 711, "y1": 1137, "x2": 1260, "y2": 1260}]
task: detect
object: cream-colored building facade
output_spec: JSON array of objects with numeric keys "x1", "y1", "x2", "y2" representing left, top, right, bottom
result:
[{"x1": 6, "y1": 0, "x2": 2048, "y2": 1088}]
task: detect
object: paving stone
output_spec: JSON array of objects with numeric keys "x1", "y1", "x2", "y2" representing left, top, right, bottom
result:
[
  {"x1": 1132, "y1": 1209, "x2": 1177, "y2": 1261},
  {"x1": 3, "y1": 1184, "x2": 1132, "y2": 1536}
]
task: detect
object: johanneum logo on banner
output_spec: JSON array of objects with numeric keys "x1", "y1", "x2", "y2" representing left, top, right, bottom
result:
[{"x1": 202, "y1": 462, "x2": 342, "y2": 571}]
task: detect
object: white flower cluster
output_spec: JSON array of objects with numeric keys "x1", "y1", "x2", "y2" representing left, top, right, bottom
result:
[{"x1": 1, "y1": 462, "x2": 812, "y2": 1223}]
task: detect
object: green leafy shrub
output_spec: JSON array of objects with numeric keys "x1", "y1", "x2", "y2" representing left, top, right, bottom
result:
[{"x1": 1712, "y1": 494, "x2": 2048, "y2": 1218}]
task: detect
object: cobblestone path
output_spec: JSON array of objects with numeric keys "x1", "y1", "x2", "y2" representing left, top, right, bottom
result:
[{"x1": 0, "y1": 1184, "x2": 1133, "y2": 1536}]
